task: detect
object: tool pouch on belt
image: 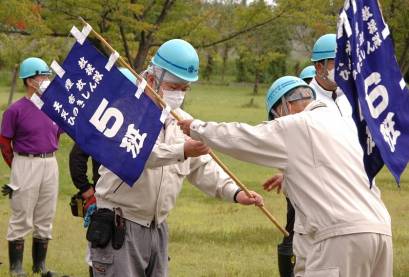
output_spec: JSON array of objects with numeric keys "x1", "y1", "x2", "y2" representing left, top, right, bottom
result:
[
  {"x1": 112, "y1": 207, "x2": 126, "y2": 250},
  {"x1": 86, "y1": 208, "x2": 114, "y2": 248},
  {"x1": 70, "y1": 192, "x2": 85, "y2": 217}
]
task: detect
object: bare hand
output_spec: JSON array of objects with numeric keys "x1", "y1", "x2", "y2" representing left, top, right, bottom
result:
[
  {"x1": 178, "y1": 120, "x2": 193, "y2": 136},
  {"x1": 263, "y1": 174, "x2": 283, "y2": 194},
  {"x1": 81, "y1": 187, "x2": 95, "y2": 200},
  {"x1": 236, "y1": 190, "x2": 264, "y2": 206},
  {"x1": 184, "y1": 138, "x2": 210, "y2": 158}
]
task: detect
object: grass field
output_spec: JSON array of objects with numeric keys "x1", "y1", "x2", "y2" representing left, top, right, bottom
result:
[{"x1": 0, "y1": 82, "x2": 408, "y2": 276}]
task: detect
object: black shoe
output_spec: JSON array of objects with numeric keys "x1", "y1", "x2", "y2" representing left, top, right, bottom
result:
[{"x1": 8, "y1": 240, "x2": 27, "y2": 277}]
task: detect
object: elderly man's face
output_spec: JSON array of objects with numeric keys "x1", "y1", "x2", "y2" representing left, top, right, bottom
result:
[
  {"x1": 147, "y1": 74, "x2": 190, "y2": 96},
  {"x1": 158, "y1": 81, "x2": 190, "y2": 96}
]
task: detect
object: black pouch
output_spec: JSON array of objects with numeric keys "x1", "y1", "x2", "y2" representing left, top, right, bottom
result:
[
  {"x1": 70, "y1": 192, "x2": 85, "y2": 217},
  {"x1": 112, "y1": 207, "x2": 126, "y2": 250},
  {"x1": 86, "y1": 208, "x2": 114, "y2": 248}
]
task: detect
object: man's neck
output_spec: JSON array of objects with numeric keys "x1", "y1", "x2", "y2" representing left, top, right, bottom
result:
[
  {"x1": 25, "y1": 89, "x2": 35, "y2": 99},
  {"x1": 315, "y1": 77, "x2": 334, "y2": 92}
]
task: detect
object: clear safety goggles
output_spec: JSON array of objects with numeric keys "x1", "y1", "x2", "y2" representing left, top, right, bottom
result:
[{"x1": 270, "y1": 87, "x2": 314, "y2": 119}]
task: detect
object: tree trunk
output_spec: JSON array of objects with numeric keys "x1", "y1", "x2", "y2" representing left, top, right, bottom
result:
[
  {"x1": 398, "y1": 36, "x2": 409, "y2": 73},
  {"x1": 203, "y1": 52, "x2": 214, "y2": 81},
  {"x1": 133, "y1": 32, "x2": 153, "y2": 72},
  {"x1": 119, "y1": 24, "x2": 132, "y2": 66},
  {"x1": 221, "y1": 44, "x2": 229, "y2": 82},
  {"x1": 253, "y1": 69, "x2": 259, "y2": 95},
  {"x1": 236, "y1": 53, "x2": 246, "y2": 82},
  {"x1": 8, "y1": 64, "x2": 18, "y2": 107}
]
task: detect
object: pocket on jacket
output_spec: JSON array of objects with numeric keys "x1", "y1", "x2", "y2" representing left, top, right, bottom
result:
[
  {"x1": 305, "y1": 267, "x2": 339, "y2": 277},
  {"x1": 170, "y1": 162, "x2": 190, "y2": 176}
]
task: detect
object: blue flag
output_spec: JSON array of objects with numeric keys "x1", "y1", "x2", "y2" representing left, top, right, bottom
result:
[
  {"x1": 39, "y1": 39, "x2": 164, "y2": 186},
  {"x1": 335, "y1": 0, "x2": 409, "y2": 184}
]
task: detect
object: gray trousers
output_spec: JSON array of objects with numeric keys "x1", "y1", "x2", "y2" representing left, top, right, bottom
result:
[{"x1": 90, "y1": 220, "x2": 168, "y2": 277}]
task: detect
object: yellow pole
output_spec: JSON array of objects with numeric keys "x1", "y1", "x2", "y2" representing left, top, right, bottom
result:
[{"x1": 78, "y1": 17, "x2": 289, "y2": 237}]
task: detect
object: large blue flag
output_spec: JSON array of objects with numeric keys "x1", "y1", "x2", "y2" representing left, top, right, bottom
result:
[
  {"x1": 336, "y1": 0, "x2": 409, "y2": 184},
  {"x1": 38, "y1": 39, "x2": 164, "y2": 186}
]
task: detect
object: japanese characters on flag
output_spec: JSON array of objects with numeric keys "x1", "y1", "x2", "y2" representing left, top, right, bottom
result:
[
  {"x1": 40, "y1": 39, "x2": 164, "y2": 186},
  {"x1": 336, "y1": 0, "x2": 409, "y2": 184}
]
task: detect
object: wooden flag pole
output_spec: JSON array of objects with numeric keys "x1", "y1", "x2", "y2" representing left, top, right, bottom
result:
[{"x1": 79, "y1": 17, "x2": 289, "y2": 237}]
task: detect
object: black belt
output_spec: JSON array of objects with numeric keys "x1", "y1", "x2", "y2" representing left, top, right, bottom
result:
[{"x1": 16, "y1": 152, "x2": 55, "y2": 158}]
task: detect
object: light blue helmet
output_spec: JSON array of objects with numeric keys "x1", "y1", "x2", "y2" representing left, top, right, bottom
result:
[
  {"x1": 311, "y1": 34, "x2": 336, "y2": 62},
  {"x1": 299, "y1": 65, "x2": 316, "y2": 80},
  {"x1": 19, "y1": 57, "x2": 51, "y2": 79},
  {"x1": 119, "y1": 67, "x2": 137, "y2": 84},
  {"x1": 151, "y1": 39, "x2": 199, "y2": 82},
  {"x1": 265, "y1": 76, "x2": 315, "y2": 120}
]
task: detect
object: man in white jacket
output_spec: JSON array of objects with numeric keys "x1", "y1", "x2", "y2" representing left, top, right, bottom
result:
[
  {"x1": 309, "y1": 33, "x2": 353, "y2": 119},
  {"x1": 89, "y1": 39, "x2": 263, "y2": 277},
  {"x1": 274, "y1": 34, "x2": 358, "y2": 277},
  {"x1": 179, "y1": 76, "x2": 392, "y2": 277}
]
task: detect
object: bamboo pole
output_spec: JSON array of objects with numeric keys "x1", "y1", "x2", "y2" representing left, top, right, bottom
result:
[{"x1": 78, "y1": 17, "x2": 289, "y2": 237}]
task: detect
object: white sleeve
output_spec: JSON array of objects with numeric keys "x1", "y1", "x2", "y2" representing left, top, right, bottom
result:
[
  {"x1": 190, "y1": 120, "x2": 288, "y2": 170},
  {"x1": 145, "y1": 143, "x2": 185, "y2": 168},
  {"x1": 187, "y1": 154, "x2": 239, "y2": 202}
]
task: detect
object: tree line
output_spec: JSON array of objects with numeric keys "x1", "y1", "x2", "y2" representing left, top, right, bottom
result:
[{"x1": 0, "y1": 0, "x2": 408, "y2": 94}]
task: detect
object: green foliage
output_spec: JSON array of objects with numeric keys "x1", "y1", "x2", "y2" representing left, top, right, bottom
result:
[
  {"x1": 0, "y1": 0, "x2": 408, "y2": 81},
  {"x1": 379, "y1": 0, "x2": 409, "y2": 76}
]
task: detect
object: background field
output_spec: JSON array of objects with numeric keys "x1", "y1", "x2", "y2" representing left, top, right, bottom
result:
[{"x1": 0, "y1": 82, "x2": 408, "y2": 276}]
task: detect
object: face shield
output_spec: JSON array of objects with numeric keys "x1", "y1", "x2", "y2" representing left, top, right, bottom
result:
[{"x1": 270, "y1": 87, "x2": 314, "y2": 119}]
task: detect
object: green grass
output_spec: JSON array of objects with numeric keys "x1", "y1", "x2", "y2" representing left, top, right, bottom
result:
[{"x1": 0, "y1": 83, "x2": 408, "y2": 276}]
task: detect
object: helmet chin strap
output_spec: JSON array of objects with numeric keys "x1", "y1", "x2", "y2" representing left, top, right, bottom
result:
[
  {"x1": 154, "y1": 68, "x2": 167, "y2": 93},
  {"x1": 281, "y1": 96, "x2": 290, "y2": 116},
  {"x1": 272, "y1": 96, "x2": 291, "y2": 118},
  {"x1": 317, "y1": 59, "x2": 329, "y2": 81},
  {"x1": 317, "y1": 59, "x2": 337, "y2": 91}
]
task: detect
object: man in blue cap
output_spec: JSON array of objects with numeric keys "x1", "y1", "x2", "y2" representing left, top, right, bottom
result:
[
  {"x1": 274, "y1": 64, "x2": 317, "y2": 277},
  {"x1": 0, "y1": 57, "x2": 61, "y2": 276},
  {"x1": 179, "y1": 76, "x2": 392, "y2": 277},
  {"x1": 299, "y1": 65, "x2": 316, "y2": 84},
  {"x1": 310, "y1": 34, "x2": 353, "y2": 118},
  {"x1": 89, "y1": 39, "x2": 264, "y2": 277}
]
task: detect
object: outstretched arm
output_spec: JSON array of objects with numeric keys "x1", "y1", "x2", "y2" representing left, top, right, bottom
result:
[{"x1": 178, "y1": 119, "x2": 288, "y2": 170}]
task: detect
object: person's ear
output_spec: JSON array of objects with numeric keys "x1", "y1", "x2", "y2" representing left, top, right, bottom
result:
[
  {"x1": 26, "y1": 78, "x2": 37, "y2": 89},
  {"x1": 288, "y1": 102, "x2": 293, "y2": 115},
  {"x1": 315, "y1": 62, "x2": 322, "y2": 75},
  {"x1": 147, "y1": 74, "x2": 155, "y2": 87}
]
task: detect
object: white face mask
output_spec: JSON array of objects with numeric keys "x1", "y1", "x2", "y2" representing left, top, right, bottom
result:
[
  {"x1": 39, "y1": 79, "x2": 51, "y2": 94},
  {"x1": 32, "y1": 79, "x2": 51, "y2": 95},
  {"x1": 327, "y1": 68, "x2": 335, "y2": 83},
  {"x1": 163, "y1": 89, "x2": 185, "y2": 110}
]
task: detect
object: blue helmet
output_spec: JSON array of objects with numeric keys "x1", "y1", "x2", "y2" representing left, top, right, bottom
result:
[
  {"x1": 311, "y1": 34, "x2": 336, "y2": 62},
  {"x1": 19, "y1": 57, "x2": 51, "y2": 79},
  {"x1": 265, "y1": 76, "x2": 315, "y2": 120},
  {"x1": 299, "y1": 65, "x2": 316, "y2": 80},
  {"x1": 152, "y1": 39, "x2": 199, "y2": 82},
  {"x1": 119, "y1": 67, "x2": 137, "y2": 84}
]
